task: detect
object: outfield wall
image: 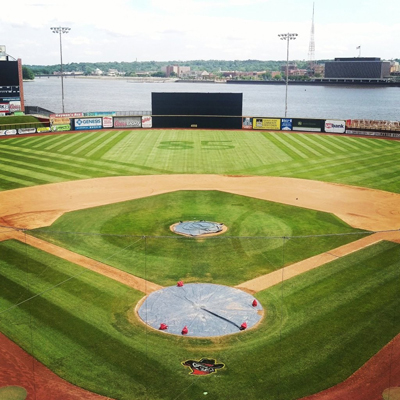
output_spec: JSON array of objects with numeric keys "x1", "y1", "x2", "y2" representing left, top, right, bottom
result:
[
  {"x1": 42, "y1": 114, "x2": 400, "y2": 139},
  {"x1": 2, "y1": 113, "x2": 400, "y2": 139}
]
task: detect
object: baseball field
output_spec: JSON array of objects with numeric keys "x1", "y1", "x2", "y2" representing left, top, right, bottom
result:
[{"x1": 0, "y1": 129, "x2": 400, "y2": 400}]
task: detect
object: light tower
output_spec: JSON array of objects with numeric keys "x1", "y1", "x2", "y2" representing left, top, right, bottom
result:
[
  {"x1": 278, "y1": 33, "x2": 298, "y2": 118},
  {"x1": 50, "y1": 26, "x2": 71, "y2": 113},
  {"x1": 308, "y1": 2, "x2": 315, "y2": 71}
]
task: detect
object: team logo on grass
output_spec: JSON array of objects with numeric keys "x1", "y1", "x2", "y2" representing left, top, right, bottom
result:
[{"x1": 182, "y1": 358, "x2": 225, "y2": 375}]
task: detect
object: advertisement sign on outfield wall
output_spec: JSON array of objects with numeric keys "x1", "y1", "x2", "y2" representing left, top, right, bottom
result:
[
  {"x1": 242, "y1": 117, "x2": 253, "y2": 130},
  {"x1": 324, "y1": 120, "x2": 346, "y2": 133},
  {"x1": 50, "y1": 117, "x2": 71, "y2": 126},
  {"x1": 253, "y1": 118, "x2": 281, "y2": 130},
  {"x1": 114, "y1": 116, "x2": 142, "y2": 128},
  {"x1": 5, "y1": 129, "x2": 17, "y2": 135},
  {"x1": 74, "y1": 118, "x2": 102, "y2": 130},
  {"x1": 142, "y1": 116, "x2": 152, "y2": 128},
  {"x1": 292, "y1": 119, "x2": 324, "y2": 132},
  {"x1": 51, "y1": 124, "x2": 71, "y2": 132},
  {"x1": 102, "y1": 116, "x2": 113, "y2": 128},
  {"x1": 18, "y1": 128, "x2": 36, "y2": 135},
  {"x1": 281, "y1": 118, "x2": 293, "y2": 131},
  {"x1": 37, "y1": 127, "x2": 51, "y2": 133}
]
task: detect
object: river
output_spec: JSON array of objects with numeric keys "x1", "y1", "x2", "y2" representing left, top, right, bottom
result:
[{"x1": 23, "y1": 77, "x2": 400, "y2": 121}]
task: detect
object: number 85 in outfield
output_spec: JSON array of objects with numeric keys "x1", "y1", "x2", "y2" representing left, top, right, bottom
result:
[{"x1": 157, "y1": 141, "x2": 235, "y2": 150}]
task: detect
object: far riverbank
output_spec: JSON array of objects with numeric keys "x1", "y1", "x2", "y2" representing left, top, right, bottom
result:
[
  {"x1": 225, "y1": 79, "x2": 400, "y2": 87},
  {"x1": 35, "y1": 75, "x2": 400, "y2": 87}
]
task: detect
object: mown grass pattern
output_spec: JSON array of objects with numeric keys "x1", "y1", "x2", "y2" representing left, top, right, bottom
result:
[
  {"x1": 0, "y1": 239, "x2": 399, "y2": 400},
  {"x1": 32, "y1": 191, "x2": 367, "y2": 286},
  {"x1": 0, "y1": 130, "x2": 399, "y2": 192}
]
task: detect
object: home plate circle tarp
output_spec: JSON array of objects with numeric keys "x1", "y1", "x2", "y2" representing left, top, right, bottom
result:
[
  {"x1": 137, "y1": 283, "x2": 263, "y2": 337},
  {"x1": 172, "y1": 221, "x2": 224, "y2": 237}
]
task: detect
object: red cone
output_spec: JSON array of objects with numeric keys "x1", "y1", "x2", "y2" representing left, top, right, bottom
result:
[
  {"x1": 252, "y1": 299, "x2": 258, "y2": 307},
  {"x1": 240, "y1": 322, "x2": 247, "y2": 330},
  {"x1": 159, "y1": 323, "x2": 168, "y2": 330},
  {"x1": 182, "y1": 326, "x2": 188, "y2": 335},
  {"x1": 177, "y1": 281, "x2": 184, "y2": 287}
]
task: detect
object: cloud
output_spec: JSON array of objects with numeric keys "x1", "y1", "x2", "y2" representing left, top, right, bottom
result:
[{"x1": 1, "y1": 0, "x2": 399, "y2": 64}]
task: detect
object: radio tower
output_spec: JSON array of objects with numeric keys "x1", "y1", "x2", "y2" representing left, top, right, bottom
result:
[{"x1": 308, "y1": 2, "x2": 315, "y2": 72}]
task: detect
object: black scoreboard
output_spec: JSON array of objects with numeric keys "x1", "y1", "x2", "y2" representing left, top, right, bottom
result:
[
  {"x1": 0, "y1": 61, "x2": 19, "y2": 86},
  {"x1": 0, "y1": 60, "x2": 21, "y2": 112},
  {"x1": 151, "y1": 92, "x2": 243, "y2": 129}
]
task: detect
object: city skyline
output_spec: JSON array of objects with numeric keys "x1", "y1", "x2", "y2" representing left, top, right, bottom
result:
[{"x1": 2, "y1": 0, "x2": 399, "y2": 65}]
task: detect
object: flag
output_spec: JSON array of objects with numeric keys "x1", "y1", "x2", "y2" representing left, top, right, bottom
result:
[{"x1": 356, "y1": 46, "x2": 361, "y2": 49}]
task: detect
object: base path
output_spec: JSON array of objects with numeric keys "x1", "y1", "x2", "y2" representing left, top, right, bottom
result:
[
  {"x1": 1, "y1": 230, "x2": 162, "y2": 295},
  {"x1": 0, "y1": 175, "x2": 400, "y2": 231},
  {"x1": 237, "y1": 230, "x2": 400, "y2": 293}
]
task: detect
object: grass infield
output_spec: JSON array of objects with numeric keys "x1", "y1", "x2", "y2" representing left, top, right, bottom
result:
[{"x1": 32, "y1": 190, "x2": 367, "y2": 286}]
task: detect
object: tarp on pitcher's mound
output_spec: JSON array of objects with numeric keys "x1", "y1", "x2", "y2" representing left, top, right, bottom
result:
[
  {"x1": 173, "y1": 221, "x2": 223, "y2": 236},
  {"x1": 137, "y1": 283, "x2": 263, "y2": 337}
]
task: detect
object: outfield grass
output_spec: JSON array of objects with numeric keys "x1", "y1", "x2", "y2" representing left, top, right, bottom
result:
[
  {"x1": 0, "y1": 239, "x2": 398, "y2": 400},
  {"x1": 0, "y1": 130, "x2": 399, "y2": 192},
  {"x1": 32, "y1": 191, "x2": 367, "y2": 286}
]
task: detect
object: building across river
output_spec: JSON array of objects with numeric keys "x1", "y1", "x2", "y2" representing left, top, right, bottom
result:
[{"x1": 324, "y1": 57, "x2": 391, "y2": 80}]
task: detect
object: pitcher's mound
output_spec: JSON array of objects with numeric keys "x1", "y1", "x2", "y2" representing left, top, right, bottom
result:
[{"x1": 171, "y1": 221, "x2": 226, "y2": 237}]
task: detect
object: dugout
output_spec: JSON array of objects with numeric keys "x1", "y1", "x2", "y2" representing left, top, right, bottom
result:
[{"x1": 151, "y1": 92, "x2": 243, "y2": 129}]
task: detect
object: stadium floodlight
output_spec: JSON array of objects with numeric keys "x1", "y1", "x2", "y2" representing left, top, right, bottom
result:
[
  {"x1": 50, "y1": 27, "x2": 71, "y2": 113},
  {"x1": 278, "y1": 33, "x2": 298, "y2": 118}
]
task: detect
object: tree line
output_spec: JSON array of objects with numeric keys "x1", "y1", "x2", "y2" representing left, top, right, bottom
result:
[{"x1": 24, "y1": 59, "x2": 314, "y2": 76}]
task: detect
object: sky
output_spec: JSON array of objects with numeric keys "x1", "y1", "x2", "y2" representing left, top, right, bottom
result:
[{"x1": 1, "y1": 0, "x2": 399, "y2": 65}]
